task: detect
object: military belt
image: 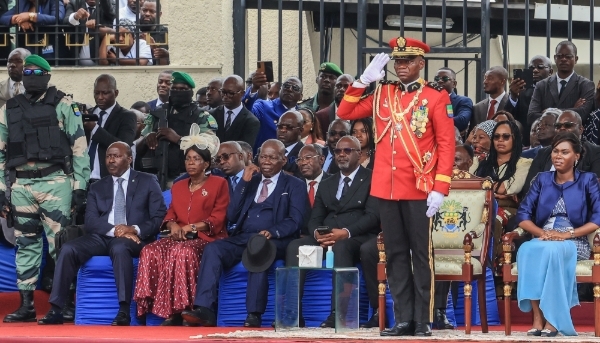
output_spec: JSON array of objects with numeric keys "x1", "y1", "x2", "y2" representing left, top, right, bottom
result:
[{"x1": 13, "y1": 164, "x2": 63, "y2": 179}]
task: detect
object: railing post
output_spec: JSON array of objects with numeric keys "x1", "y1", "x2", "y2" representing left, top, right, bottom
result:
[
  {"x1": 356, "y1": 0, "x2": 367, "y2": 75},
  {"x1": 233, "y1": 0, "x2": 246, "y2": 78}
]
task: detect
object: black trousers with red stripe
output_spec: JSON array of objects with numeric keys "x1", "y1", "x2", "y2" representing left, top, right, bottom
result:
[{"x1": 379, "y1": 199, "x2": 433, "y2": 324}]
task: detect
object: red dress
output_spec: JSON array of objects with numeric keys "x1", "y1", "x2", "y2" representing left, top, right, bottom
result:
[{"x1": 134, "y1": 175, "x2": 229, "y2": 318}]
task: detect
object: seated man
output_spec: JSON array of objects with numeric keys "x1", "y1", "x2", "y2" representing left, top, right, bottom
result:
[
  {"x1": 38, "y1": 142, "x2": 166, "y2": 326},
  {"x1": 296, "y1": 143, "x2": 331, "y2": 236},
  {"x1": 323, "y1": 119, "x2": 351, "y2": 175},
  {"x1": 99, "y1": 19, "x2": 153, "y2": 66},
  {"x1": 286, "y1": 136, "x2": 380, "y2": 328},
  {"x1": 181, "y1": 139, "x2": 308, "y2": 327},
  {"x1": 276, "y1": 110, "x2": 304, "y2": 178}
]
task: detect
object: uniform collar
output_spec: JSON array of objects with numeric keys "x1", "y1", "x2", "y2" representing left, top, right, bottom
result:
[{"x1": 398, "y1": 79, "x2": 423, "y2": 93}]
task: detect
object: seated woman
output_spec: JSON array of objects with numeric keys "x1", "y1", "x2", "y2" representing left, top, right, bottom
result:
[
  {"x1": 351, "y1": 118, "x2": 375, "y2": 169},
  {"x1": 134, "y1": 126, "x2": 229, "y2": 325},
  {"x1": 298, "y1": 108, "x2": 325, "y2": 145},
  {"x1": 476, "y1": 120, "x2": 532, "y2": 268},
  {"x1": 98, "y1": 18, "x2": 152, "y2": 66},
  {"x1": 467, "y1": 119, "x2": 495, "y2": 173},
  {"x1": 516, "y1": 132, "x2": 600, "y2": 337}
]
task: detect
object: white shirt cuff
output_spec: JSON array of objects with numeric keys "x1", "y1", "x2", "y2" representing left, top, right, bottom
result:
[
  {"x1": 342, "y1": 228, "x2": 351, "y2": 238},
  {"x1": 133, "y1": 225, "x2": 141, "y2": 235},
  {"x1": 106, "y1": 227, "x2": 115, "y2": 237},
  {"x1": 68, "y1": 12, "x2": 80, "y2": 26},
  {"x1": 352, "y1": 81, "x2": 367, "y2": 89}
]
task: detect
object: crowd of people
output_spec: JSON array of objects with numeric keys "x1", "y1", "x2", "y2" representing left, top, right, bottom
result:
[
  {"x1": 0, "y1": 0, "x2": 169, "y2": 66},
  {"x1": 0, "y1": 33, "x2": 598, "y2": 339}
]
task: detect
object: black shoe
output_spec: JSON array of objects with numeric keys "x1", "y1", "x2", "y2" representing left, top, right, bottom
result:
[
  {"x1": 320, "y1": 311, "x2": 336, "y2": 328},
  {"x1": 244, "y1": 313, "x2": 262, "y2": 328},
  {"x1": 111, "y1": 311, "x2": 131, "y2": 326},
  {"x1": 380, "y1": 321, "x2": 415, "y2": 336},
  {"x1": 414, "y1": 322, "x2": 432, "y2": 336},
  {"x1": 182, "y1": 320, "x2": 198, "y2": 327},
  {"x1": 160, "y1": 313, "x2": 183, "y2": 326},
  {"x1": 62, "y1": 304, "x2": 75, "y2": 322},
  {"x1": 3, "y1": 290, "x2": 36, "y2": 323},
  {"x1": 181, "y1": 306, "x2": 217, "y2": 327},
  {"x1": 360, "y1": 309, "x2": 381, "y2": 328},
  {"x1": 37, "y1": 310, "x2": 64, "y2": 325},
  {"x1": 433, "y1": 309, "x2": 454, "y2": 330}
]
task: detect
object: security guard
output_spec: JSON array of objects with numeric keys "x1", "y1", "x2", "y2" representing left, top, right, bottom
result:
[
  {"x1": 0, "y1": 55, "x2": 90, "y2": 322},
  {"x1": 299, "y1": 62, "x2": 343, "y2": 112},
  {"x1": 137, "y1": 71, "x2": 217, "y2": 189},
  {"x1": 338, "y1": 37, "x2": 455, "y2": 336}
]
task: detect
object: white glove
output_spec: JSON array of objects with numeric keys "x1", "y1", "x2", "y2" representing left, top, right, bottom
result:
[
  {"x1": 426, "y1": 191, "x2": 445, "y2": 218},
  {"x1": 359, "y1": 53, "x2": 390, "y2": 84}
]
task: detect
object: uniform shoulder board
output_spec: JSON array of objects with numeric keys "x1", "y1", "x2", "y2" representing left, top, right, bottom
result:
[
  {"x1": 378, "y1": 80, "x2": 398, "y2": 85},
  {"x1": 426, "y1": 82, "x2": 444, "y2": 92},
  {"x1": 360, "y1": 90, "x2": 374, "y2": 99}
]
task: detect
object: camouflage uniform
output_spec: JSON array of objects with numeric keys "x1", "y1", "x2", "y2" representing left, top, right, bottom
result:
[
  {"x1": 298, "y1": 94, "x2": 320, "y2": 113},
  {"x1": 0, "y1": 91, "x2": 90, "y2": 291}
]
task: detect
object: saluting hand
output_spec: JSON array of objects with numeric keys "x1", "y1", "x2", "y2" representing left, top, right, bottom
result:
[{"x1": 359, "y1": 53, "x2": 390, "y2": 84}]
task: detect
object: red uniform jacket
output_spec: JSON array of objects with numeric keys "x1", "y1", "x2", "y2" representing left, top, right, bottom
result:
[{"x1": 338, "y1": 80, "x2": 455, "y2": 200}]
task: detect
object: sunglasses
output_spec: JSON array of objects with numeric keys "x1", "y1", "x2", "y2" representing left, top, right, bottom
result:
[
  {"x1": 333, "y1": 148, "x2": 360, "y2": 155},
  {"x1": 493, "y1": 133, "x2": 513, "y2": 141},
  {"x1": 328, "y1": 130, "x2": 348, "y2": 137},
  {"x1": 214, "y1": 152, "x2": 239, "y2": 164},
  {"x1": 276, "y1": 124, "x2": 300, "y2": 131},
  {"x1": 554, "y1": 122, "x2": 577, "y2": 130},
  {"x1": 282, "y1": 83, "x2": 301, "y2": 92},
  {"x1": 554, "y1": 54, "x2": 575, "y2": 60},
  {"x1": 219, "y1": 89, "x2": 242, "y2": 98},
  {"x1": 23, "y1": 69, "x2": 48, "y2": 76},
  {"x1": 434, "y1": 76, "x2": 453, "y2": 82}
]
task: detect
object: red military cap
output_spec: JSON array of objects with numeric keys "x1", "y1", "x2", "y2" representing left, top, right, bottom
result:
[{"x1": 388, "y1": 37, "x2": 431, "y2": 58}]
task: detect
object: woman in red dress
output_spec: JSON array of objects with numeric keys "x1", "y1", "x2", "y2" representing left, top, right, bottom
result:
[{"x1": 134, "y1": 126, "x2": 229, "y2": 325}]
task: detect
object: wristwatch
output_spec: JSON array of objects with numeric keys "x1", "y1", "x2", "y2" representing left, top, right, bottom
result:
[
  {"x1": 569, "y1": 229, "x2": 575, "y2": 238},
  {"x1": 28, "y1": 12, "x2": 35, "y2": 21},
  {"x1": 190, "y1": 224, "x2": 197, "y2": 232}
]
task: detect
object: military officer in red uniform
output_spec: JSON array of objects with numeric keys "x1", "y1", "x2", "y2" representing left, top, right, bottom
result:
[{"x1": 338, "y1": 37, "x2": 455, "y2": 336}]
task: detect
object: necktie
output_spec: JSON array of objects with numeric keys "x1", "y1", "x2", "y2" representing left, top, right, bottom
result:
[
  {"x1": 114, "y1": 178, "x2": 127, "y2": 225},
  {"x1": 341, "y1": 177, "x2": 351, "y2": 198},
  {"x1": 88, "y1": 110, "x2": 107, "y2": 169},
  {"x1": 257, "y1": 179, "x2": 272, "y2": 203},
  {"x1": 88, "y1": 6, "x2": 95, "y2": 17},
  {"x1": 230, "y1": 175, "x2": 239, "y2": 190},
  {"x1": 486, "y1": 99, "x2": 497, "y2": 120},
  {"x1": 308, "y1": 181, "x2": 317, "y2": 207},
  {"x1": 13, "y1": 82, "x2": 21, "y2": 95},
  {"x1": 225, "y1": 110, "x2": 233, "y2": 131},
  {"x1": 559, "y1": 80, "x2": 568, "y2": 98}
]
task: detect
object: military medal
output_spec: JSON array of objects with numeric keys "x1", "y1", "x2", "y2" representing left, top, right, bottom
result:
[{"x1": 395, "y1": 123, "x2": 403, "y2": 131}]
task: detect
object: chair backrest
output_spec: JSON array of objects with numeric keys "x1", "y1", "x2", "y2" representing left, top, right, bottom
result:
[{"x1": 431, "y1": 170, "x2": 494, "y2": 264}]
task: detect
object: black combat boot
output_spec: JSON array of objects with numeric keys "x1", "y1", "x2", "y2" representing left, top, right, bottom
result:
[{"x1": 4, "y1": 290, "x2": 36, "y2": 322}]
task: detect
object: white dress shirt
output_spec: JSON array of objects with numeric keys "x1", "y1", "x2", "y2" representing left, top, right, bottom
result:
[
  {"x1": 89, "y1": 103, "x2": 117, "y2": 180},
  {"x1": 487, "y1": 91, "x2": 506, "y2": 115},
  {"x1": 117, "y1": 6, "x2": 138, "y2": 22},
  {"x1": 109, "y1": 39, "x2": 153, "y2": 65},
  {"x1": 9, "y1": 79, "x2": 24, "y2": 98},
  {"x1": 557, "y1": 71, "x2": 574, "y2": 94},
  {"x1": 223, "y1": 103, "x2": 243, "y2": 127},
  {"x1": 285, "y1": 142, "x2": 299, "y2": 156},
  {"x1": 306, "y1": 171, "x2": 324, "y2": 194},
  {"x1": 105, "y1": 168, "x2": 141, "y2": 236},
  {"x1": 254, "y1": 172, "x2": 281, "y2": 203},
  {"x1": 335, "y1": 166, "x2": 360, "y2": 200}
]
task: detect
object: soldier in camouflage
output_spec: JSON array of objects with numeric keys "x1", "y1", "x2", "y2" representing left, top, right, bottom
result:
[
  {"x1": 0, "y1": 55, "x2": 90, "y2": 323},
  {"x1": 136, "y1": 71, "x2": 217, "y2": 189}
]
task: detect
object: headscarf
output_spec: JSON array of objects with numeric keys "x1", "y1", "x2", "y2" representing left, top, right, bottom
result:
[{"x1": 475, "y1": 120, "x2": 496, "y2": 140}]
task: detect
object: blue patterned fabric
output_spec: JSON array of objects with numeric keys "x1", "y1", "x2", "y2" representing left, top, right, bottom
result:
[{"x1": 543, "y1": 197, "x2": 590, "y2": 261}]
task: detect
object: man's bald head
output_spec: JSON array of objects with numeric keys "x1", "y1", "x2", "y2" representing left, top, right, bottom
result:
[
  {"x1": 337, "y1": 135, "x2": 361, "y2": 150},
  {"x1": 221, "y1": 141, "x2": 243, "y2": 153},
  {"x1": 107, "y1": 141, "x2": 132, "y2": 157},
  {"x1": 489, "y1": 66, "x2": 508, "y2": 79},
  {"x1": 556, "y1": 110, "x2": 584, "y2": 138},
  {"x1": 223, "y1": 75, "x2": 244, "y2": 91},
  {"x1": 261, "y1": 139, "x2": 286, "y2": 156}
]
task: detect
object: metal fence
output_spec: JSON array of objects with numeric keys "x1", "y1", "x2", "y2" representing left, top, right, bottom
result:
[{"x1": 234, "y1": 0, "x2": 600, "y2": 102}]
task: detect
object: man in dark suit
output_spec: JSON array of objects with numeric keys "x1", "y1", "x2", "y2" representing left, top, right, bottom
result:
[
  {"x1": 435, "y1": 67, "x2": 473, "y2": 133},
  {"x1": 323, "y1": 119, "x2": 350, "y2": 175},
  {"x1": 38, "y1": 142, "x2": 166, "y2": 326},
  {"x1": 276, "y1": 110, "x2": 304, "y2": 177},
  {"x1": 470, "y1": 66, "x2": 509, "y2": 130},
  {"x1": 314, "y1": 74, "x2": 354, "y2": 139},
  {"x1": 286, "y1": 136, "x2": 380, "y2": 328},
  {"x1": 85, "y1": 74, "x2": 137, "y2": 182},
  {"x1": 521, "y1": 108, "x2": 560, "y2": 159},
  {"x1": 296, "y1": 144, "x2": 331, "y2": 236},
  {"x1": 504, "y1": 55, "x2": 553, "y2": 146},
  {"x1": 212, "y1": 75, "x2": 260, "y2": 148},
  {"x1": 527, "y1": 41, "x2": 595, "y2": 126},
  {"x1": 147, "y1": 70, "x2": 174, "y2": 111},
  {"x1": 521, "y1": 110, "x2": 600, "y2": 197},
  {"x1": 64, "y1": 0, "x2": 114, "y2": 66},
  {"x1": 182, "y1": 139, "x2": 308, "y2": 328}
]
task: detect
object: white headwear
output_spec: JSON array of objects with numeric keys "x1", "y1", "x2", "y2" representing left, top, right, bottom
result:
[{"x1": 179, "y1": 123, "x2": 220, "y2": 157}]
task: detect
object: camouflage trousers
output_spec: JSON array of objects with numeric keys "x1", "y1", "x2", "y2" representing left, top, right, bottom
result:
[{"x1": 12, "y1": 175, "x2": 72, "y2": 290}]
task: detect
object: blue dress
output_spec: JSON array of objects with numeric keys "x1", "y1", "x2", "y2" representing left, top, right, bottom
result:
[{"x1": 517, "y1": 197, "x2": 583, "y2": 336}]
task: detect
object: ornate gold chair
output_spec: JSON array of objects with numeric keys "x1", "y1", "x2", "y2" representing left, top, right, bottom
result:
[
  {"x1": 502, "y1": 228, "x2": 600, "y2": 336},
  {"x1": 377, "y1": 170, "x2": 494, "y2": 334}
]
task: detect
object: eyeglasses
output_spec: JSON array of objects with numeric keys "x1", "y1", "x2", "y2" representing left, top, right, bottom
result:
[
  {"x1": 333, "y1": 148, "x2": 360, "y2": 155},
  {"x1": 185, "y1": 156, "x2": 205, "y2": 163},
  {"x1": 492, "y1": 133, "x2": 513, "y2": 141},
  {"x1": 434, "y1": 76, "x2": 453, "y2": 82},
  {"x1": 23, "y1": 69, "x2": 48, "y2": 76},
  {"x1": 328, "y1": 130, "x2": 348, "y2": 137},
  {"x1": 554, "y1": 122, "x2": 578, "y2": 130},
  {"x1": 214, "y1": 152, "x2": 238, "y2": 164},
  {"x1": 528, "y1": 64, "x2": 549, "y2": 70},
  {"x1": 276, "y1": 124, "x2": 300, "y2": 131},
  {"x1": 258, "y1": 154, "x2": 281, "y2": 162},
  {"x1": 554, "y1": 54, "x2": 575, "y2": 60},
  {"x1": 282, "y1": 83, "x2": 301, "y2": 92},
  {"x1": 219, "y1": 89, "x2": 243, "y2": 98},
  {"x1": 296, "y1": 155, "x2": 319, "y2": 164}
]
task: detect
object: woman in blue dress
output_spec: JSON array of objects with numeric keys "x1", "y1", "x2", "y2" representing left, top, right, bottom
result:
[{"x1": 516, "y1": 132, "x2": 600, "y2": 337}]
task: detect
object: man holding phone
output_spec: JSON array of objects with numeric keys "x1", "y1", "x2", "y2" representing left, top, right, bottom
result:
[{"x1": 284, "y1": 136, "x2": 380, "y2": 328}]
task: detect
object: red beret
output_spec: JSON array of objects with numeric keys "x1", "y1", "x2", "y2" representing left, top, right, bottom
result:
[{"x1": 388, "y1": 37, "x2": 430, "y2": 58}]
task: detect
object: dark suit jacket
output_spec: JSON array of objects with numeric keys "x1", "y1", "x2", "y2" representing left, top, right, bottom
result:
[
  {"x1": 323, "y1": 148, "x2": 340, "y2": 174},
  {"x1": 527, "y1": 73, "x2": 595, "y2": 125},
  {"x1": 64, "y1": 0, "x2": 114, "y2": 46},
  {"x1": 300, "y1": 171, "x2": 331, "y2": 236},
  {"x1": 520, "y1": 140, "x2": 600, "y2": 197},
  {"x1": 315, "y1": 104, "x2": 336, "y2": 140},
  {"x1": 307, "y1": 166, "x2": 379, "y2": 238},
  {"x1": 470, "y1": 94, "x2": 509, "y2": 130},
  {"x1": 88, "y1": 103, "x2": 137, "y2": 178},
  {"x1": 227, "y1": 172, "x2": 308, "y2": 243},
  {"x1": 211, "y1": 105, "x2": 260, "y2": 147},
  {"x1": 450, "y1": 92, "x2": 473, "y2": 132},
  {"x1": 147, "y1": 99, "x2": 161, "y2": 111},
  {"x1": 84, "y1": 169, "x2": 167, "y2": 243}
]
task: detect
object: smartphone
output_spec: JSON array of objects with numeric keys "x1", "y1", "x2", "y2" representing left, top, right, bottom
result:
[
  {"x1": 316, "y1": 226, "x2": 332, "y2": 235},
  {"x1": 513, "y1": 68, "x2": 534, "y2": 89},
  {"x1": 82, "y1": 113, "x2": 99, "y2": 122},
  {"x1": 257, "y1": 61, "x2": 274, "y2": 83}
]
